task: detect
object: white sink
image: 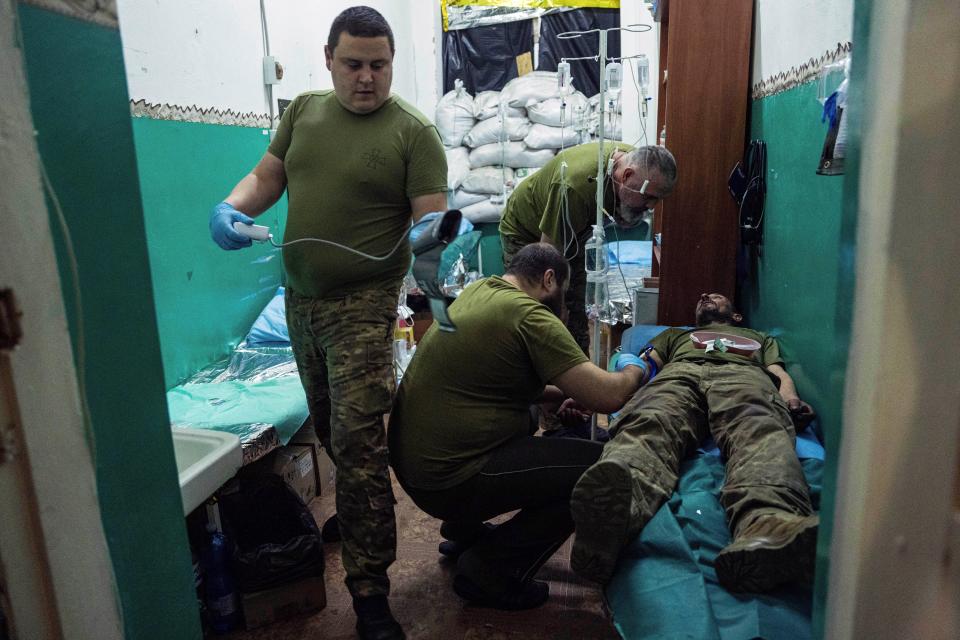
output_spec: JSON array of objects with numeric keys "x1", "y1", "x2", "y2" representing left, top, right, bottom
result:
[{"x1": 171, "y1": 427, "x2": 243, "y2": 515}]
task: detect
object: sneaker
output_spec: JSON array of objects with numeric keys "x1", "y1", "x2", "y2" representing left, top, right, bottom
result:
[
  {"x1": 438, "y1": 522, "x2": 498, "y2": 560},
  {"x1": 452, "y1": 574, "x2": 549, "y2": 610},
  {"x1": 714, "y1": 512, "x2": 819, "y2": 593},
  {"x1": 570, "y1": 458, "x2": 634, "y2": 584},
  {"x1": 353, "y1": 595, "x2": 405, "y2": 640}
]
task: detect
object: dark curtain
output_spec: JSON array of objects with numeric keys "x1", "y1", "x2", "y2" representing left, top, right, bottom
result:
[
  {"x1": 538, "y1": 9, "x2": 621, "y2": 97},
  {"x1": 442, "y1": 20, "x2": 535, "y2": 94}
]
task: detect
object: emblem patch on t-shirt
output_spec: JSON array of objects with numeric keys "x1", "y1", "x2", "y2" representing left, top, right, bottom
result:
[{"x1": 362, "y1": 148, "x2": 387, "y2": 169}]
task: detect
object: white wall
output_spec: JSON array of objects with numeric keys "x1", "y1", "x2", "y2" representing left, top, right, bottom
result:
[
  {"x1": 620, "y1": 0, "x2": 659, "y2": 147},
  {"x1": 117, "y1": 0, "x2": 440, "y2": 121},
  {"x1": 753, "y1": 0, "x2": 854, "y2": 84}
]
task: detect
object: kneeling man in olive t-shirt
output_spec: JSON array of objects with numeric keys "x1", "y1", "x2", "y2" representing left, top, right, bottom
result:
[{"x1": 389, "y1": 243, "x2": 650, "y2": 610}]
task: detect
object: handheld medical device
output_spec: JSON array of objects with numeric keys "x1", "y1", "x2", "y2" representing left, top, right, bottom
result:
[
  {"x1": 233, "y1": 221, "x2": 271, "y2": 242},
  {"x1": 232, "y1": 210, "x2": 464, "y2": 333},
  {"x1": 410, "y1": 209, "x2": 464, "y2": 332}
]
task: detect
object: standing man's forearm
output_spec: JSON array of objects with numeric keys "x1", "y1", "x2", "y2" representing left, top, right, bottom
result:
[{"x1": 224, "y1": 152, "x2": 287, "y2": 216}]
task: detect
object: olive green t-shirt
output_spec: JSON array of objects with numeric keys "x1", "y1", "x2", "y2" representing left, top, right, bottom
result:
[
  {"x1": 389, "y1": 276, "x2": 589, "y2": 490},
  {"x1": 269, "y1": 91, "x2": 447, "y2": 298},
  {"x1": 649, "y1": 324, "x2": 784, "y2": 369},
  {"x1": 498, "y1": 141, "x2": 633, "y2": 255}
]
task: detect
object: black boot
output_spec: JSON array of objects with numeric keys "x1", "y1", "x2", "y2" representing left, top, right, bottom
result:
[
  {"x1": 353, "y1": 595, "x2": 405, "y2": 640},
  {"x1": 321, "y1": 513, "x2": 340, "y2": 543}
]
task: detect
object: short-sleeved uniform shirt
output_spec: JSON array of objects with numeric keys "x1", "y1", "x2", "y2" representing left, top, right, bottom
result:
[
  {"x1": 498, "y1": 141, "x2": 633, "y2": 256},
  {"x1": 269, "y1": 90, "x2": 447, "y2": 298},
  {"x1": 650, "y1": 324, "x2": 785, "y2": 369},
  {"x1": 389, "y1": 276, "x2": 589, "y2": 490}
]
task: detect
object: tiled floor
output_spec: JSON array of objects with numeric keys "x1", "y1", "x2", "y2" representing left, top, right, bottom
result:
[{"x1": 226, "y1": 472, "x2": 619, "y2": 640}]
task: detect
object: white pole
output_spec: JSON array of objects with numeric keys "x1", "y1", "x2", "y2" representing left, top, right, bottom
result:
[{"x1": 590, "y1": 31, "x2": 608, "y2": 441}]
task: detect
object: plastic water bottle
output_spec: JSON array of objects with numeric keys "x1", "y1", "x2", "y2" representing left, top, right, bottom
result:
[
  {"x1": 584, "y1": 225, "x2": 611, "y2": 322},
  {"x1": 203, "y1": 525, "x2": 242, "y2": 633}
]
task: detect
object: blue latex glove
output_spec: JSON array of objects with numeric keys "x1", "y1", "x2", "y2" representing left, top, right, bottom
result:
[
  {"x1": 615, "y1": 353, "x2": 648, "y2": 375},
  {"x1": 209, "y1": 201, "x2": 255, "y2": 250},
  {"x1": 409, "y1": 211, "x2": 474, "y2": 242}
]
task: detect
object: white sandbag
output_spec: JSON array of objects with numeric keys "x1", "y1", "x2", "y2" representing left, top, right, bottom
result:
[
  {"x1": 462, "y1": 116, "x2": 531, "y2": 148},
  {"x1": 445, "y1": 146, "x2": 471, "y2": 191},
  {"x1": 469, "y1": 142, "x2": 556, "y2": 169},
  {"x1": 460, "y1": 166, "x2": 515, "y2": 195},
  {"x1": 436, "y1": 80, "x2": 475, "y2": 147},
  {"x1": 473, "y1": 91, "x2": 528, "y2": 120},
  {"x1": 523, "y1": 123, "x2": 582, "y2": 150},
  {"x1": 527, "y1": 92, "x2": 588, "y2": 127},
  {"x1": 448, "y1": 188, "x2": 488, "y2": 210},
  {"x1": 460, "y1": 197, "x2": 506, "y2": 224},
  {"x1": 500, "y1": 71, "x2": 559, "y2": 109}
]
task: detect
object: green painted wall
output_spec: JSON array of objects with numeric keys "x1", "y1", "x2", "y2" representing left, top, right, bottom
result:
[
  {"x1": 744, "y1": 79, "x2": 858, "y2": 636},
  {"x1": 17, "y1": 5, "x2": 201, "y2": 639},
  {"x1": 131, "y1": 118, "x2": 286, "y2": 388}
]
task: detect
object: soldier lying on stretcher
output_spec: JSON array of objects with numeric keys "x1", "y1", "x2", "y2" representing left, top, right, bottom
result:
[{"x1": 570, "y1": 293, "x2": 818, "y2": 592}]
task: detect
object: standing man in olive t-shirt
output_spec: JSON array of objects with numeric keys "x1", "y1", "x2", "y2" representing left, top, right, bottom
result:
[
  {"x1": 207, "y1": 7, "x2": 446, "y2": 639},
  {"x1": 389, "y1": 244, "x2": 652, "y2": 611},
  {"x1": 570, "y1": 293, "x2": 819, "y2": 593},
  {"x1": 498, "y1": 142, "x2": 677, "y2": 353}
]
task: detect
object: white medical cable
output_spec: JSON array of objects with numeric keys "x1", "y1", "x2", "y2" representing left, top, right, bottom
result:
[
  {"x1": 268, "y1": 229, "x2": 409, "y2": 261},
  {"x1": 39, "y1": 158, "x2": 99, "y2": 464}
]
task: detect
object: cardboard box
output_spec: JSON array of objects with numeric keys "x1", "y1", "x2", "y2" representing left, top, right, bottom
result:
[
  {"x1": 289, "y1": 422, "x2": 335, "y2": 497},
  {"x1": 257, "y1": 445, "x2": 315, "y2": 506},
  {"x1": 242, "y1": 574, "x2": 326, "y2": 630}
]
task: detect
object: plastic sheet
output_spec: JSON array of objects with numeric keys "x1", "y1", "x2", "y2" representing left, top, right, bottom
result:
[
  {"x1": 605, "y1": 239, "x2": 653, "y2": 324},
  {"x1": 608, "y1": 452, "x2": 823, "y2": 640},
  {"x1": 171, "y1": 344, "x2": 306, "y2": 464},
  {"x1": 444, "y1": 4, "x2": 577, "y2": 31},
  {"x1": 442, "y1": 20, "x2": 534, "y2": 94},
  {"x1": 606, "y1": 262, "x2": 649, "y2": 325},
  {"x1": 538, "y1": 9, "x2": 621, "y2": 98}
]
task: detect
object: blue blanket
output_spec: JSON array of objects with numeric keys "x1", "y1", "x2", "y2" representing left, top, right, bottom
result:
[{"x1": 606, "y1": 434, "x2": 823, "y2": 640}]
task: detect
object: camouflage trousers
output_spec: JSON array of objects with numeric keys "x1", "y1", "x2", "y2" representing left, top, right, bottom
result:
[
  {"x1": 500, "y1": 232, "x2": 589, "y2": 354},
  {"x1": 285, "y1": 286, "x2": 398, "y2": 598},
  {"x1": 601, "y1": 361, "x2": 813, "y2": 542}
]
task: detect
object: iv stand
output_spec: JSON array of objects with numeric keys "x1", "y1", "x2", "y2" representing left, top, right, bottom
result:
[{"x1": 556, "y1": 24, "x2": 651, "y2": 440}]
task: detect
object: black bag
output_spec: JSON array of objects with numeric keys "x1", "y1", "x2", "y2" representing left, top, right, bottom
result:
[
  {"x1": 728, "y1": 140, "x2": 767, "y2": 246},
  {"x1": 219, "y1": 473, "x2": 324, "y2": 593}
]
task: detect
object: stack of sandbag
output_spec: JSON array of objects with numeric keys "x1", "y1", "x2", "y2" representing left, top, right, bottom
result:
[
  {"x1": 444, "y1": 74, "x2": 592, "y2": 224},
  {"x1": 525, "y1": 91, "x2": 589, "y2": 150}
]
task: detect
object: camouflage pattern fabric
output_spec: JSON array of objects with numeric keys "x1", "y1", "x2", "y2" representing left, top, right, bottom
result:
[
  {"x1": 576, "y1": 361, "x2": 813, "y2": 563},
  {"x1": 285, "y1": 286, "x2": 398, "y2": 598}
]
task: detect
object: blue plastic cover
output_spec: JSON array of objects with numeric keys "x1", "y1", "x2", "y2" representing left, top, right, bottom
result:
[
  {"x1": 245, "y1": 287, "x2": 289, "y2": 346},
  {"x1": 608, "y1": 454, "x2": 823, "y2": 640},
  {"x1": 606, "y1": 240, "x2": 653, "y2": 267}
]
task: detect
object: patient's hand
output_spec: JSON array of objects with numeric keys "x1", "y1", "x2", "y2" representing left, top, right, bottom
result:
[
  {"x1": 789, "y1": 400, "x2": 816, "y2": 430},
  {"x1": 557, "y1": 398, "x2": 592, "y2": 426}
]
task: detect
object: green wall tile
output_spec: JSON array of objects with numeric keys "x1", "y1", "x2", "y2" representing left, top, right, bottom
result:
[
  {"x1": 746, "y1": 76, "x2": 861, "y2": 636},
  {"x1": 131, "y1": 118, "x2": 286, "y2": 388}
]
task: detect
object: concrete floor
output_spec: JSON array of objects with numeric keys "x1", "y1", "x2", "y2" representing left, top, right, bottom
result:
[{"x1": 225, "y1": 471, "x2": 619, "y2": 640}]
